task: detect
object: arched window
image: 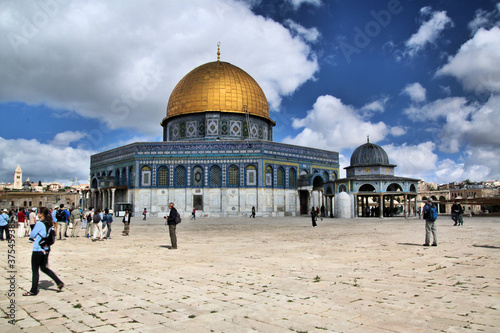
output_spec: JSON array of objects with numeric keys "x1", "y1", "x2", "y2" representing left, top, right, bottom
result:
[
  {"x1": 323, "y1": 171, "x2": 329, "y2": 181},
  {"x1": 129, "y1": 166, "x2": 134, "y2": 188},
  {"x1": 277, "y1": 167, "x2": 285, "y2": 187},
  {"x1": 246, "y1": 165, "x2": 257, "y2": 186},
  {"x1": 121, "y1": 168, "x2": 126, "y2": 186},
  {"x1": 175, "y1": 166, "x2": 186, "y2": 188},
  {"x1": 141, "y1": 166, "x2": 151, "y2": 187},
  {"x1": 228, "y1": 165, "x2": 239, "y2": 187},
  {"x1": 210, "y1": 165, "x2": 221, "y2": 187},
  {"x1": 158, "y1": 166, "x2": 168, "y2": 187},
  {"x1": 192, "y1": 166, "x2": 203, "y2": 187},
  {"x1": 265, "y1": 165, "x2": 273, "y2": 186},
  {"x1": 289, "y1": 168, "x2": 297, "y2": 188}
]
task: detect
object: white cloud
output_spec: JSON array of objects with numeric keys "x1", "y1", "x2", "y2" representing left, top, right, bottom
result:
[
  {"x1": 405, "y1": 7, "x2": 453, "y2": 56},
  {"x1": 0, "y1": 0, "x2": 318, "y2": 134},
  {"x1": 436, "y1": 27, "x2": 500, "y2": 96},
  {"x1": 467, "y1": 7, "x2": 500, "y2": 35},
  {"x1": 390, "y1": 126, "x2": 406, "y2": 136},
  {"x1": 49, "y1": 131, "x2": 87, "y2": 147},
  {"x1": 402, "y1": 94, "x2": 500, "y2": 181},
  {"x1": 360, "y1": 97, "x2": 388, "y2": 116},
  {"x1": 435, "y1": 159, "x2": 492, "y2": 184},
  {"x1": 282, "y1": 95, "x2": 388, "y2": 151},
  {"x1": 0, "y1": 137, "x2": 94, "y2": 184},
  {"x1": 403, "y1": 97, "x2": 473, "y2": 123},
  {"x1": 284, "y1": 19, "x2": 320, "y2": 43},
  {"x1": 285, "y1": 0, "x2": 322, "y2": 10},
  {"x1": 383, "y1": 141, "x2": 438, "y2": 179},
  {"x1": 402, "y1": 82, "x2": 426, "y2": 103}
]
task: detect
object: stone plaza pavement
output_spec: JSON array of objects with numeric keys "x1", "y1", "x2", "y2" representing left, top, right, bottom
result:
[{"x1": 1, "y1": 215, "x2": 499, "y2": 333}]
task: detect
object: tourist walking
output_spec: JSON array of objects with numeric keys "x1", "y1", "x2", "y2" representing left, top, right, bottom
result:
[
  {"x1": 85, "y1": 208, "x2": 93, "y2": 238},
  {"x1": 17, "y1": 207, "x2": 27, "y2": 238},
  {"x1": 250, "y1": 206, "x2": 256, "y2": 218},
  {"x1": 166, "y1": 203, "x2": 178, "y2": 249},
  {"x1": 310, "y1": 207, "x2": 317, "y2": 227},
  {"x1": 143, "y1": 208, "x2": 147, "y2": 220},
  {"x1": 451, "y1": 201, "x2": 464, "y2": 226},
  {"x1": 103, "y1": 208, "x2": 113, "y2": 239},
  {"x1": 122, "y1": 209, "x2": 131, "y2": 236},
  {"x1": 29, "y1": 208, "x2": 37, "y2": 232},
  {"x1": 0, "y1": 209, "x2": 11, "y2": 240},
  {"x1": 191, "y1": 208, "x2": 196, "y2": 220},
  {"x1": 23, "y1": 207, "x2": 64, "y2": 296},
  {"x1": 422, "y1": 199, "x2": 437, "y2": 246},
  {"x1": 70, "y1": 207, "x2": 82, "y2": 237}
]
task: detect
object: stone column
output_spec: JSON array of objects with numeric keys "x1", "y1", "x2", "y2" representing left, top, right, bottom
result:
[
  {"x1": 378, "y1": 194, "x2": 384, "y2": 219},
  {"x1": 111, "y1": 189, "x2": 116, "y2": 213}
]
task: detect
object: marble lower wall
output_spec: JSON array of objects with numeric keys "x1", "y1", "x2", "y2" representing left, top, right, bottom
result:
[{"x1": 130, "y1": 188, "x2": 300, "y2": 217}]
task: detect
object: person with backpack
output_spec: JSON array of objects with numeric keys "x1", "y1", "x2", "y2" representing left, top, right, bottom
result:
[
  {"x1": 23, "y1": 207, "x2": 64, "y2": 296},
  {"x1": 103, "y1": 208, "x2": 113, "y2": 239},
  {"x1": 422, "y1": 199, "x2": 438, "y2": 246},
  {"x1": 92, "y1": 207, "x2": 103, "y2": 241},
  {"x1": 166, "y1": 203, "x2": 178, "y2": 249},
  {"x1": 84, "y1": 208, "x2": 93, "y2": 238},
  {"x1": 0, "y1": 208, "x2": 11, "y2": 240},
  {"x1": 55, "y1": 204, "x2": 67, "y2": 240}
]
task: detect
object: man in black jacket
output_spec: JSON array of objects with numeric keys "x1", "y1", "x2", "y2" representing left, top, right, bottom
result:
[{"x1": 166, "y1": 203, "x2": 178, "y2": 249}]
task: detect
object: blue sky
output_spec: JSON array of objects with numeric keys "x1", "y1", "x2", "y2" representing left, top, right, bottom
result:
[{"x1": 1, "y1": 0, "x2": 499, "y2": 185}]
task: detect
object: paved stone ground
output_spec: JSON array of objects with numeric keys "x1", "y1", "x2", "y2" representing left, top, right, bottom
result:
[{"x1": 1, "y1": 215, "x2": 499, "y2": 333}]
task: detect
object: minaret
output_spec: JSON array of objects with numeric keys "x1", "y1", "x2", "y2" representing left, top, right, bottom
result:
[{"x1": 14, "y1": 164, "x2": 22, "y2": 189}]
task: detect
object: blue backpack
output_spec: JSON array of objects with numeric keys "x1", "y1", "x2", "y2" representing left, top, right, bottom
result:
[{"x1": 428, "y1": 204, "x2": 438, "y2": 222}]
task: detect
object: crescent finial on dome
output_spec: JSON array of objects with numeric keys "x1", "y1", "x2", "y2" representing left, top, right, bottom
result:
[{"x1": 217, "y1": 42, "x2": 221, "y2": 61}]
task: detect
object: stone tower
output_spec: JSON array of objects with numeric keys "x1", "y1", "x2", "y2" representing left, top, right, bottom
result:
[{"x1": 13, "y1": 164, "x2": 22, "y2": 189}]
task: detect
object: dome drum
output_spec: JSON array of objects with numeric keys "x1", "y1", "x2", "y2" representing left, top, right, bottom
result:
[{"x1": 164, "y1": 112, "x2": 273, "y2": 142}]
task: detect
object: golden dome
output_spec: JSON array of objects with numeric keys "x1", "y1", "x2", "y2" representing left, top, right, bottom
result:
[{"x1": 164, "y1": 61, "x2": 272, "y2": 123}]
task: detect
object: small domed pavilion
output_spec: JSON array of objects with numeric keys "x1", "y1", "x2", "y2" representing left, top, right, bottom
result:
[{"x1": 323, "y1": 137, "x2": 419, "y2": 218}]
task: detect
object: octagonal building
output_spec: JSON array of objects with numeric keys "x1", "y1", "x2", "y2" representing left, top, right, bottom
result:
[{"x1": 88, "y1": 50, "x2": 339, "y2": 218}]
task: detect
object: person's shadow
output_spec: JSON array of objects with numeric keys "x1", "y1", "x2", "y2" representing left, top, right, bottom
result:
[
  {"x1": 39, "y1": 280, "x2": 56, "y2": 291},
  {"x1": 397, "y1": 242, "x2": 423, "y2": 246}
]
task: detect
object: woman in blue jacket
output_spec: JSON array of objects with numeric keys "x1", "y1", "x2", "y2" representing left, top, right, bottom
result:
[{"x1": 23, "y1": 207, "x2": 64, "y2": 296}]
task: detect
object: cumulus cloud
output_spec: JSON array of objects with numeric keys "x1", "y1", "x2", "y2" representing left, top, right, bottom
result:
[
  {"x1": 383, "y1": 141, "x2": 438, "y2": 179},
  {"x1": 436, "y1": 27, "x2": 500, "y2": 96},
  {"x1": 282, "y1": 95, "x2": 388, "y2": 151},
  {"x1": 435, "y1": 159, "x2": 492, "y2": 184},
  {"x1": 0, "y1": 0, "x2": 318, "y2": 134},
  {"x1": 402, "y1": 82, "x2": 426, "y2": 103},
  {"x1": 402, "y1": 94, "x2": 500, "y2": 180},
  {"x1": 0, "y1": 137, "x2": 94, "y2": 184},
  {"x1": 405, "y1": 7, "x2": 453, "y2": 56}
]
